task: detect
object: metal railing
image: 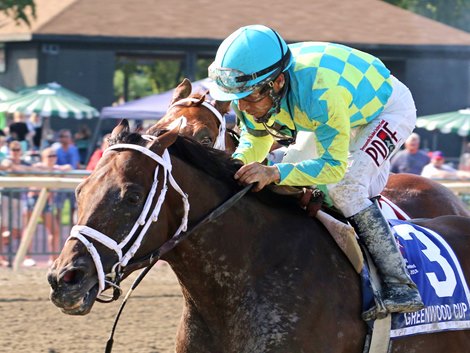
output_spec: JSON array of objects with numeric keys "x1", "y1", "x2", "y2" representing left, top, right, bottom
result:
[
  {"x1": 0, "y1": 171, "x2": 87, "y2": 270},
  {"x1": 1, "y1": 172, "x2": 469, "y2": 270}
]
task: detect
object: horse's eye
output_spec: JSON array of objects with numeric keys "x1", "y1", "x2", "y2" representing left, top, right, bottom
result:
[
  {"x1": 126, "y1": 192, "x2": 143, "y2": 205},
  {"x1": 200, "y1": 137, "x2": 213, "y2": 146}
]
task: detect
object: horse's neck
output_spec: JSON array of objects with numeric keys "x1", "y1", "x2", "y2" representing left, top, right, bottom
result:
[
  {"x1": 162, "y1": 157, "x2": 359, "y2": 334},
  {"x1": 164, "y1": 164, "x2": 254, "y2": 297}
]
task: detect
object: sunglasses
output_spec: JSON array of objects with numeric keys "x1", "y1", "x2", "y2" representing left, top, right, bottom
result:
[
  {"x1": 47, "y1": 155, "x2": 57, "y2": 158},
  {"x1": 11, "y1": 148, "x2": 21, "y2": 152}
]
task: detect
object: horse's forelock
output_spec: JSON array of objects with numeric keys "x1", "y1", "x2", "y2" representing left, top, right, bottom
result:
[{"x1": 108, "y1": 131, "x2": 146, "y2": 146}]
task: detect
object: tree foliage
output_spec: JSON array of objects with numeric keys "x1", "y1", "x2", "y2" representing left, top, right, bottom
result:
[
  {"x1": 0, "y1": 0, "x2": 36, "y2": 26},
  {"x1": 384, "y1": 0, "x2": 470, "y2": 32},
  {"x1": 114, "y1": 57, "x2": 213, "y2": 102}
]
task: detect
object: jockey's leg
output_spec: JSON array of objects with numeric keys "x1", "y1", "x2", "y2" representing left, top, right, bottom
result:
[
  {"x1": 348, "y1": 201, "x2": 424, "y2": 320},
  {"x1": 328, "y1": 76, "x2": 423, "y2": 320}
]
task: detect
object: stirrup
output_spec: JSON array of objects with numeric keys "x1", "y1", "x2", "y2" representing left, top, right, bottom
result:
[
  {"x1": 383, "y1": 284, "x2": 424, "y2": 314},
  {"x1": 362, "y1": 303, "x2": 389, "y2": 321}
]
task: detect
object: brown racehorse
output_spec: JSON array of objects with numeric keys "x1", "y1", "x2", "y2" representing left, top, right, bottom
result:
[
  {"x1": 382, "y1": 173, "x2": 470, "y2": 218},
  {"x1": 48, "y1": 121, "x2": 470, "y2": 352},
  {"x1": 149, "y1": 78, "x2": 237, "y2": 154},
  {"x1": 150, "y1": 79, "x2": 470, "y2": 219}
]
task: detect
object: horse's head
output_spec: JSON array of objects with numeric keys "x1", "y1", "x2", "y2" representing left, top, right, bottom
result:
[
  {"x1": 149, "y1": 78, "x2": 234, "y2": 152},
  {"x1": 47, "y1": 119, "x2": 188, "y2": 315}
]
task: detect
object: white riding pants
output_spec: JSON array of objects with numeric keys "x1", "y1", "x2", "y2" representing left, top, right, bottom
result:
[
  {"x1": 275, "y1": 76, "x2": 416, "y2": 217},
  {"x1": 327, "y1": 76, "x2": 416, "y2": 217}
]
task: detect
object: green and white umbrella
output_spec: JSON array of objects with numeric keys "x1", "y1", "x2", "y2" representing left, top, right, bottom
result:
[
  {"x1": 0, "y1": 88, "x2": 98, "y2": 119},
  {"x1": 17, "y1": 82, "x2": 90, "y2": 105},
  {"x1": 0, "y1": 85, "x2": 19, "y2": 101},
  {"x1": 416, "y1": 109, "x2": 470, "y2": 137},
  {"x1": 416, "y1": 108, "x2": 470, "y2": 153}
]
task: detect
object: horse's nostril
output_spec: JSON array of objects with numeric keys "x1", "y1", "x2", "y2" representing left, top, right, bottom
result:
[{"x1": 62, "y1": 269, "x2": 85, "y2": 286}]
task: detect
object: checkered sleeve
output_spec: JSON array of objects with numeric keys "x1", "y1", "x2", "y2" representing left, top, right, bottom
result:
[
  {"x1": 232, "y1": 125, "x2": 274, "y2": 164},
  {"x1": 275, "y1": 86, "x2": 350, "y2": 186}
]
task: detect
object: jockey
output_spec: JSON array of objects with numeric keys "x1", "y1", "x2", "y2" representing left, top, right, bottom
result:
[{"x1": 208, "y1": 24, "x2": 423, "y2": 320}]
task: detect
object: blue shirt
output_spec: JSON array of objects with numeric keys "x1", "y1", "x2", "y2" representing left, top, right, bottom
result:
[{"x1": 57, "y1": 145, "x2": 80, "y2": 169}]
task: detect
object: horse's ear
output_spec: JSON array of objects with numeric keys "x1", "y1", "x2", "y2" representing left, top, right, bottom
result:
[
  {"x1": 148, "y1": 118, "x2": 185, "y2": 152},
  {"x1": 111, "y1": 119, "x2": 129, "y2": 137},
  {"x1": 170, "y1": 78, "x2": 192, "y2": 105},
  {"x1": 213, "y1": 100, "x2": 231, "y2": 116}
]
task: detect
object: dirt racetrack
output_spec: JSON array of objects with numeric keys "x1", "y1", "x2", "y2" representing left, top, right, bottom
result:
[{"x1": 0, "y1": 262, "x2": 182, "y2": 353}]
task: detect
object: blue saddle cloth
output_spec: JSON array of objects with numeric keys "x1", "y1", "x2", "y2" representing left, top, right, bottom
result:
[{"x1": 361, "y1": 219, "x2": 470, "y2": 338}]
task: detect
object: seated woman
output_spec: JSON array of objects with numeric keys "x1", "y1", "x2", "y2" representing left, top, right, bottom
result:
[{"x1": 421, "y1": 151, "x2": 470, "y2": 180}]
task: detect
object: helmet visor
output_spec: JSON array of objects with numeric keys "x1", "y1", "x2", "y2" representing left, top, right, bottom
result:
[
  {"x1": 208, "y1": 48, "x2": 290, "y2": 95},
  {"x1": 208, "y1": 64, "x2": 249, "y2": 94}
]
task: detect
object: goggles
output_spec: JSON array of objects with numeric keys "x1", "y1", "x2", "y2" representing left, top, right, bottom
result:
[{"x1": 209, "y1": 49, "x2": 291, "y2": 94}]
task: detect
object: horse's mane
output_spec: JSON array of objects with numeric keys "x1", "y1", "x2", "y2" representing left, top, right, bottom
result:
[
  {"x1": 170, "y1": 136, "x2": 243, "y2": 187},
  {"x1": 109, "y1": 130, "x2": 302, "y2": 212},
  {"x1": 108, "y1": 130, "x2": 242, "y2": 186}
]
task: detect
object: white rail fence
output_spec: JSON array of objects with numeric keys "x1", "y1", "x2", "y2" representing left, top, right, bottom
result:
[
  {"x1": 1, "y1": 176, "x2": 469, "y2": 271},
  {"x1": 0, "y1": 175, "x2": 85, "y2": 271},
  {"x1": 438, "y1": 180, "x2": 470, "y2": 196}
]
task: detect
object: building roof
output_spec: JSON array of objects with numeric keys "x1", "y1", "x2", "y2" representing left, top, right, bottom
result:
[{"x1": 1, "y1": 0, "x2": 470, "y2": 45}]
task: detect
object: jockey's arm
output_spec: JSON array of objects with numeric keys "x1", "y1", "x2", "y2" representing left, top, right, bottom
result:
[
  {"x1": 274, "y1": 87, "x2": 350, "y2": 186},
  {"x1": 232, "y1": 125, "x2": 274, "y2": 164}
]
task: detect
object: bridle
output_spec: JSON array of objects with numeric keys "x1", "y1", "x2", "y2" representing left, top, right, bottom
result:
[
  {"x1": 65, "y1": 133, "x2": 253, "y2": 353},
  {"x1": 66, "y1": 134, "x2": 251, "y2": 304},
  {"x1": 67, "y1": 135, "x2": 190, "y2": 299},
  {"x1": 168, "y1": 97, "x2": 227, "y2": 150}
]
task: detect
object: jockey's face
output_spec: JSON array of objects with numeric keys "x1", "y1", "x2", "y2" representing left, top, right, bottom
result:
[{"x1": 236, "y1": 74, "x2": 285, "y2": 120}]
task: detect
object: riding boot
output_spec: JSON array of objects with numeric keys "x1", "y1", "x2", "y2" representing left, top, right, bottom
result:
[{"x1": 348, "y1": 202, "x2": 424, "y2": 321}]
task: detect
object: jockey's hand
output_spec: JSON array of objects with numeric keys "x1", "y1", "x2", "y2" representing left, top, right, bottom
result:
[{"x1": 234, "y1": 162, "x2": 281, "y2": 192}]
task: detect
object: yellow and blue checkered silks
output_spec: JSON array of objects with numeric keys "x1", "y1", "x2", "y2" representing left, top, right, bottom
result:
[{"x1": 232, "y1": 42, "x2": 393, "y2": 187}]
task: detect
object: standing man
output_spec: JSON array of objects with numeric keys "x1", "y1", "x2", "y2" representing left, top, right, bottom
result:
[
  {"x1": 56, "y1": 129, "x2": 80, "y2": 169},
  {"x1": 54, "y1": 129, "x2": 80, "y2": 226},
  {"x1": 209, "y1": 25, "x2": 423, "y2": 320},
  {"x1": 390, "y1": 132, "x2": 430, "y2": 175}
]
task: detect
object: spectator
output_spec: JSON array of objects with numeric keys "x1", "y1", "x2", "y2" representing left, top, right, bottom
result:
[
  {"x1": 0, "y1": 141, "x2": 35, "y2": 266},
  {"x1": 29, "y1": 113, "x2": 42, "y2": 150},
  {"x1": 0, "y1": 135, "x2": 8, "y2": 162},
  {"x1": 56, "y1": 129, "x2": 80, "y2": 169},
  {"x1": 8, "y1": 112, "x2": 34, "y2": 150},
  {"x1": 54, "y1": 129, "x2": 79, "y2": 228},
  {"x1": 421, "y1": 151, "x2": 470, "y2": 180},
  {"x1": 25, "y1": 147, "x2": 72, "y2": 265},
  {"x1": 74, "y1": 124, "x2": 92, "y2": 166},
  {"x1": 459, "y1": 142, "x2": 470, "y2": 171},
  {"x1": 390, "y1": 133, "x2": 430, "y2": 175},
  {"x1": 86, "y1": 133, "x2": 110, "y2": 171}
]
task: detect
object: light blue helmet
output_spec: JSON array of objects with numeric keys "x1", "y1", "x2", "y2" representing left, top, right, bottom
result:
[{"x1": 209, "y1": 25, "x2": 293, "y2": 101}]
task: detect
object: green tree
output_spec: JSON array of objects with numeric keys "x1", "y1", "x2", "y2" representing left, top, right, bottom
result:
[
  {"x1": 114, "y1": 58, "x2": 185, "y2": 102},
  {"x1": 383, "y1": 0, "x2": 470, "y2": 32},
  {"x1": 0, "y1": 0, "x2": 36, "y2": 26}
]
